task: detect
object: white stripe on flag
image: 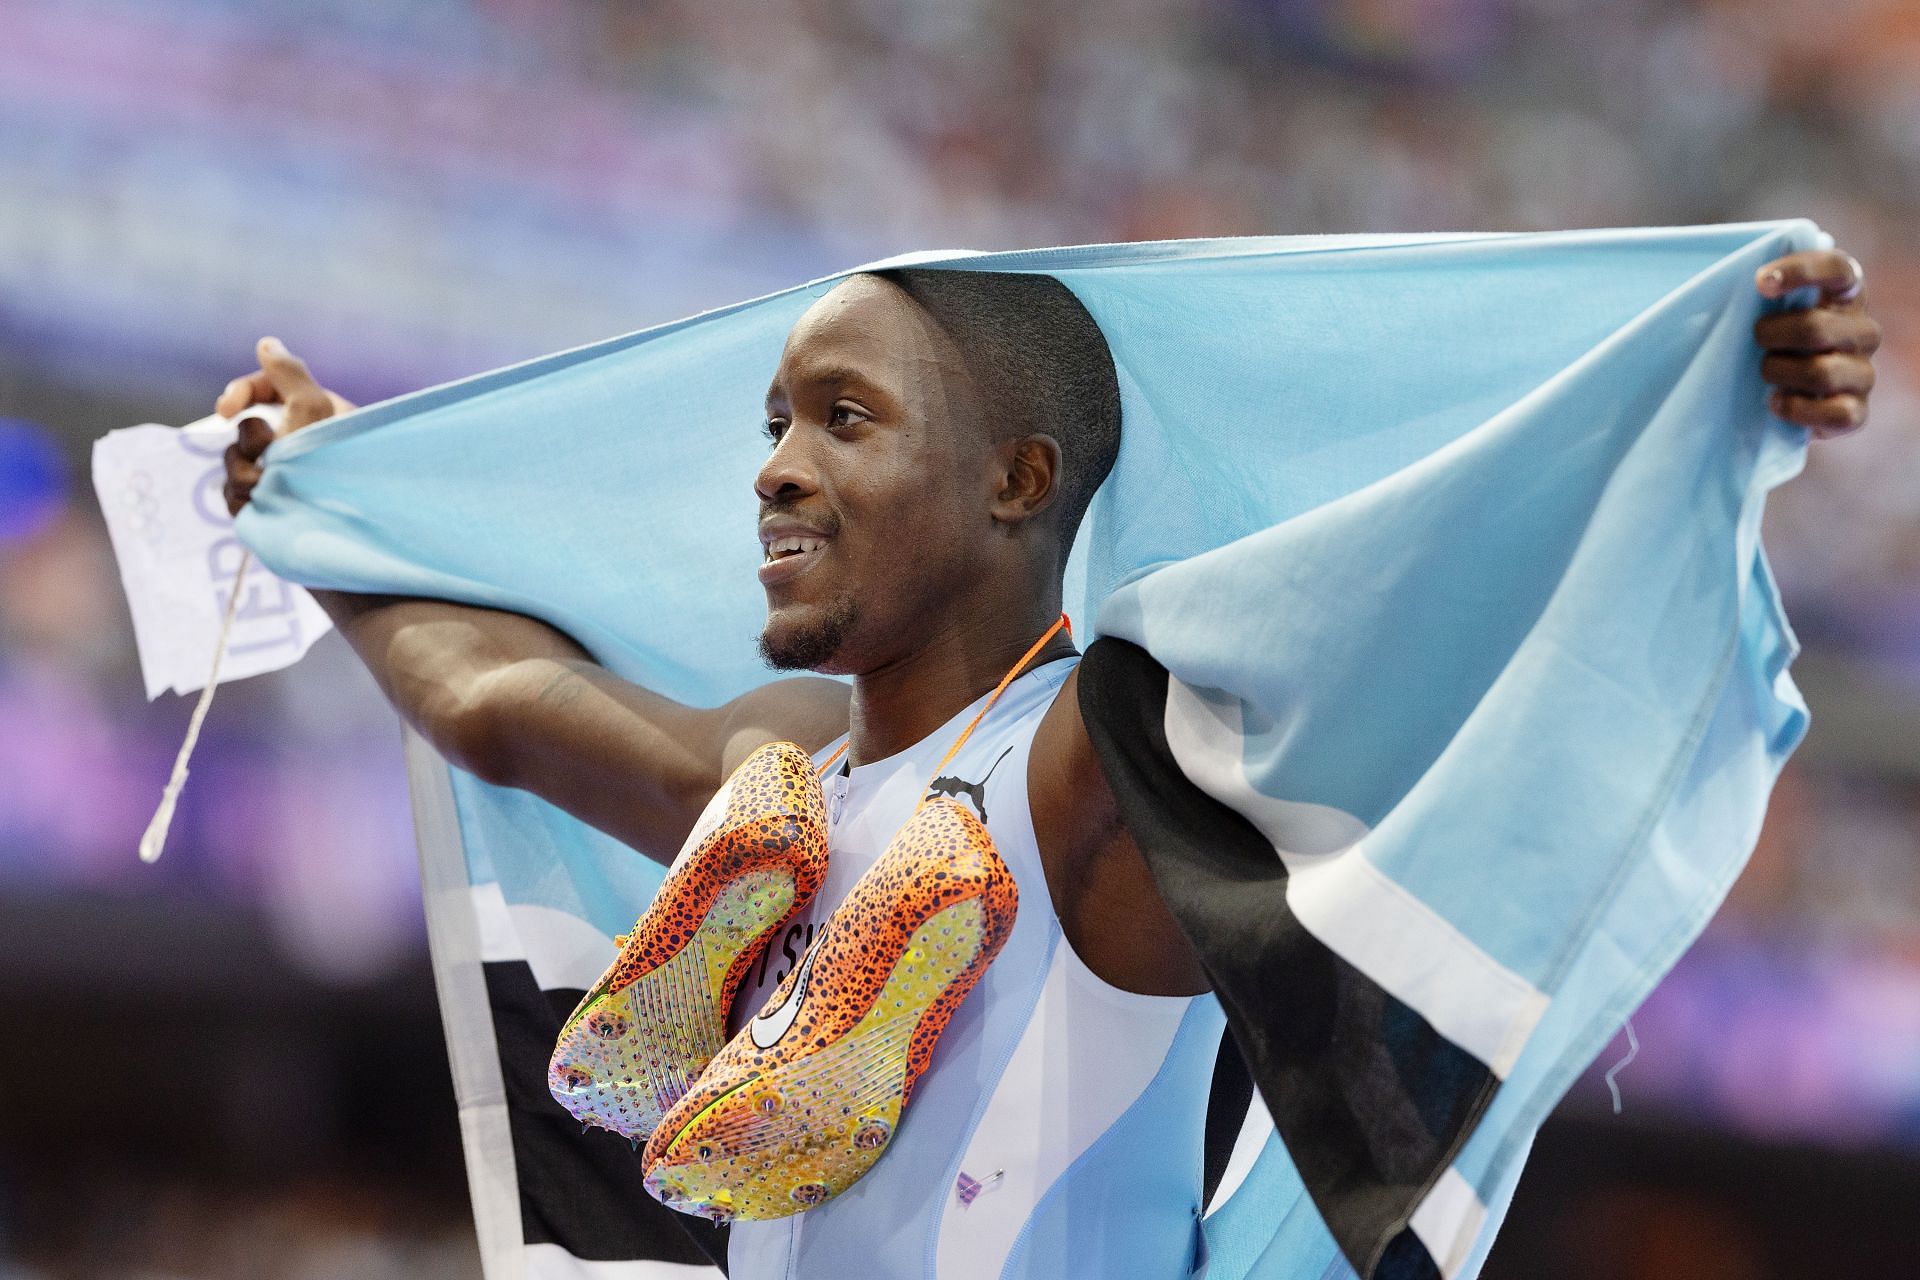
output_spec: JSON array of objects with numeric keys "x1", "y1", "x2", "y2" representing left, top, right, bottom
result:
[
  {"x1": 468, "y1": 882, "x2": 619, "y2": 993},
  {"x1": 406, "y1": 730, "x2": 529, "y2": 1280},
  {"x1": 1205, "y1": 1086, "x2": 1276, "y2": 1216},
  {"x1": 412, "y1": 736, "x2": 717, "y2": 1278},
  {"x1": 1408, "y1": 1165, "x2": 1490, "y2": 1280},
  {"x1": 1162, "y1": 677, "x2": 1548, "y2": 1077}
]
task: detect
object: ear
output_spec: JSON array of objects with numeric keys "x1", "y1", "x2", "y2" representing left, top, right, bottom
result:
[{"x1": 989, "y1": 433, "x2": 1062, "y2": 529}]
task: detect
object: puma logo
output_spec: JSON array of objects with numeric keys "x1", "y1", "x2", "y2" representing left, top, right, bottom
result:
[{"x1": 925, "y1": 745, "x2": 1013, "y2": 824}]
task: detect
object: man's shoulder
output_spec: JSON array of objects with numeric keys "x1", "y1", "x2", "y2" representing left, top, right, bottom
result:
[{"x1": 717, "y1": 676, "x2": 852, "y2": 775}]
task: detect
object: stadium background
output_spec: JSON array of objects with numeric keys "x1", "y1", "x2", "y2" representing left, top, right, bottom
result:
[{"x1": 2, "y1": 0, "x2": 1918, "y2": 1275}]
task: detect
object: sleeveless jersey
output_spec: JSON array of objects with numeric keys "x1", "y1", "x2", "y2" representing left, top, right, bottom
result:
[{"x1": 724, "y1": 655, "x2": 1228, "y2": 1280}]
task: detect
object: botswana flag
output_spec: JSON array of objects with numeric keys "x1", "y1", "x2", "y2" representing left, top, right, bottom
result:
[{"x1": 240, "y1": 224, "x2": 1818, "y2": 1278}]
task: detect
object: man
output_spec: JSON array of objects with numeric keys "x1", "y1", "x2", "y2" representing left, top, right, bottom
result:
[{"x1": 220, "y1": 248, "x2": 1880, "y2": 1277}]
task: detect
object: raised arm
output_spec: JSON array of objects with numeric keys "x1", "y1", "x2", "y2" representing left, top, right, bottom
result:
[{"x1": 219, "y1": 338, "x2": 851, "y2": 864}]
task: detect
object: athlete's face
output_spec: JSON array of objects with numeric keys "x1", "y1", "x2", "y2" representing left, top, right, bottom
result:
[{"x1": 755, "y1": 276, "x2": 994, "y2": 674}]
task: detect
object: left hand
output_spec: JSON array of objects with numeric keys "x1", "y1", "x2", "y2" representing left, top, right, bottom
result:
[{"x1": 1754, "y1": 249, "x2": 1882, "y2": 439}]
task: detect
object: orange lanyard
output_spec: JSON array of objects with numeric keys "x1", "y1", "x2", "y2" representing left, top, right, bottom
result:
[{"x1": 814, "y1": 613, "x2": 1072, "y2": 814}]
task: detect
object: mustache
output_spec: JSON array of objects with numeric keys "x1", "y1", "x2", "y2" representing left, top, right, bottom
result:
[{"x1": 759, "y1": 500, "x2": 842, "y2": 537}]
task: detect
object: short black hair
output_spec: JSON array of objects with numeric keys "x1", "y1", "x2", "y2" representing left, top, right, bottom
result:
[{"x1": 868, "y1": 267, "x2": 1121, "y2": 548}]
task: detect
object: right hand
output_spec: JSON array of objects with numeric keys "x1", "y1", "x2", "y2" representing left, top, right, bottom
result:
[{"x1": 219, "y1": 336, "x2": 356, "y2": 517}]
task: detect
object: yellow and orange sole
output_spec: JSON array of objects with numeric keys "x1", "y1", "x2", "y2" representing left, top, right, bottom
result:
[
  {"x1": 548, "y1": 740, "x2": 831, "y2": 1140},
  {"x1": 549, "y1": 863, "x2": 806, "y2": 1139},
  {"x1": 642, "y1": 798, "x2": 1017, "y2": 1221}
]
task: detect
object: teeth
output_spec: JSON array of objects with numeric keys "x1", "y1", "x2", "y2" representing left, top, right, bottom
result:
[{"x1": 765, "y1": 535, "x2": 827, "y2": 561}]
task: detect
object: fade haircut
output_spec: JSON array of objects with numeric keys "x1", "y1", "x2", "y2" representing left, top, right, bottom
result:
[{"x1": 868, "y1": 268, "x2": 1122, "y2": 550}]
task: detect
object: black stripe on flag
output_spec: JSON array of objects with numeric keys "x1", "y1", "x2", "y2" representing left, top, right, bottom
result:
[
  {"x1": 1201, "y1": 1033, "x2": 1255, "y2": 1213},
  {"x1": 1076, "y1": 636, "x2": 1494, "y2": 1280},
  {"x1": 482, "y1": 958, "x2": 729, "y2": 1273}
]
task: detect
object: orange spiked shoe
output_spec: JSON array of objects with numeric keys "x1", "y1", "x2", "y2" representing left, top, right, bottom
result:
[
  {"x1": 639, "y1": 795, "x2": 1018, "y2": 1221},
  {"x1": 548, "y1": 740, "x2": 831, "y2": 1140}
]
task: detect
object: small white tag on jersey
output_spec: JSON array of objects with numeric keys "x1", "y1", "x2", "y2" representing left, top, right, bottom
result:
[{"x1": 91, "y1": 405, "x2": 332, "y2": 699}]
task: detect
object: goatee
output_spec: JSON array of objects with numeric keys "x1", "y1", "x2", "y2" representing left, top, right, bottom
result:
[{"x1": 759, "y1": 597, "x2": 860, "y2": 671}]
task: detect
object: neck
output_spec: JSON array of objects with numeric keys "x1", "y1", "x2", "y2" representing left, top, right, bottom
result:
[{"x1": 844, "y1": 597, "x2": 1076, "y2": 767}]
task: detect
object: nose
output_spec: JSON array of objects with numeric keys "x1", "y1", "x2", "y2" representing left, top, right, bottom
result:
[{"x1": 754, "y1": 427, "x2": 822, "y2": 505}]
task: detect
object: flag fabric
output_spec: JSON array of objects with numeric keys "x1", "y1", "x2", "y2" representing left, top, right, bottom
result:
[{"x1": 237, "y1": 223, "x2": 1821, "y2": 1279}]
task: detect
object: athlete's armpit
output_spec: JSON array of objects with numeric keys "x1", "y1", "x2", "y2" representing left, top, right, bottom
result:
[{"x1": 1028, "y1": 665, "x2": 1211, "y2": 997}]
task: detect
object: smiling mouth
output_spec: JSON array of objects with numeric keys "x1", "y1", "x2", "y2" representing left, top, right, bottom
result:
[{"x1": 763, "y1": 535, "x2": 830, "y2": 565}]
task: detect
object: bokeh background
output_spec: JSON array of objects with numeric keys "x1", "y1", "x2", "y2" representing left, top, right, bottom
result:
[{"x1": 3, "y1": 0, "x2": 1919, "y2": 1276}]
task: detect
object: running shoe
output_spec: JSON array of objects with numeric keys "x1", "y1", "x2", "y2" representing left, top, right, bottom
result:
[
  {"x1": 640, "y1": 795, "x2": 1018, "y2": 1221},
  {"x1": 548, "y1": 739, "x2": 831, "y2": 1140}
]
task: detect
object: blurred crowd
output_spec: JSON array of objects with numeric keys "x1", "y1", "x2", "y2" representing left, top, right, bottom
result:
[
  {"x1": 4, "y1": 0, "x2": 1920, "y2": 1275},
  {"x1": 2, "y1": 1176, "x2": 477, "y2": 1280}
]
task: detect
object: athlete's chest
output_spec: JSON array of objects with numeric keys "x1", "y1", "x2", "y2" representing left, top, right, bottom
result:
[{"x1": 727, "y1": 718, "x2": 1041, "y2": 1030}]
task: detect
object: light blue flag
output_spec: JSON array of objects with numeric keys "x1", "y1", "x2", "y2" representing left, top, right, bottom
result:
[{"x1": 239, "y1": 222, "x2": 1820, "y2": 1280}]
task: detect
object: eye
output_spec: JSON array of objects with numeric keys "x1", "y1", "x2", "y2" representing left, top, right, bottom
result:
[
  {"x1": 828, "y1": 402, "x2": 868, "y2": 429},
  {"x1": 763, "y1": 417, "x2": 789, "y2": 444}
]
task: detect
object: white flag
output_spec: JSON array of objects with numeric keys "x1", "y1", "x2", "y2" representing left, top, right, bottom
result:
[{"x1": 91, "y1": 407, "x2": 331, "y2": 699}]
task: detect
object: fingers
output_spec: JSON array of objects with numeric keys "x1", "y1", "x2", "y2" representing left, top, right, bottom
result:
[
  {"x1": 220, "y1": 368, "x2": 278, "y2": 516},
  {"x1": 222, "y1": 441, "x2": 264, "y2": 517},
  {"x1": 234, "y1": 412, "x2": 277, "y2": 460},
  {"x1": 217, "y1": 337, "x2": 353, "y2": 429},
  {"x1": 216, "y1": 337, "x2": 349, "y2": 516},
  {"x1": 255, "y1": 336, "x2": 339, "y2": 432},
  {"x1": 1752, "y1": 248, "x2": 1879, "y2": 441},
  {"x1": 215, "y1": 369, "x2": 279, "y2": 418},
  {"x1": 1752, "y1": 307, "x2": 1882, "y2": 356},
  {"x1": 1756, "y1": 249, "x2": 1866, "y2": 306},
  {"x1": 1761, "y1": 343, "x2": 1875, "y2": 436},
  {"x1": 1760, "y1": 352, "x2": 1876, "y2": 399},
  {"x1": 221, "y1": 414, "x2": 293, "y2": 514},
  {"x1": 1770, "y1": 390, "x2": 1867, "y2": 439}
]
